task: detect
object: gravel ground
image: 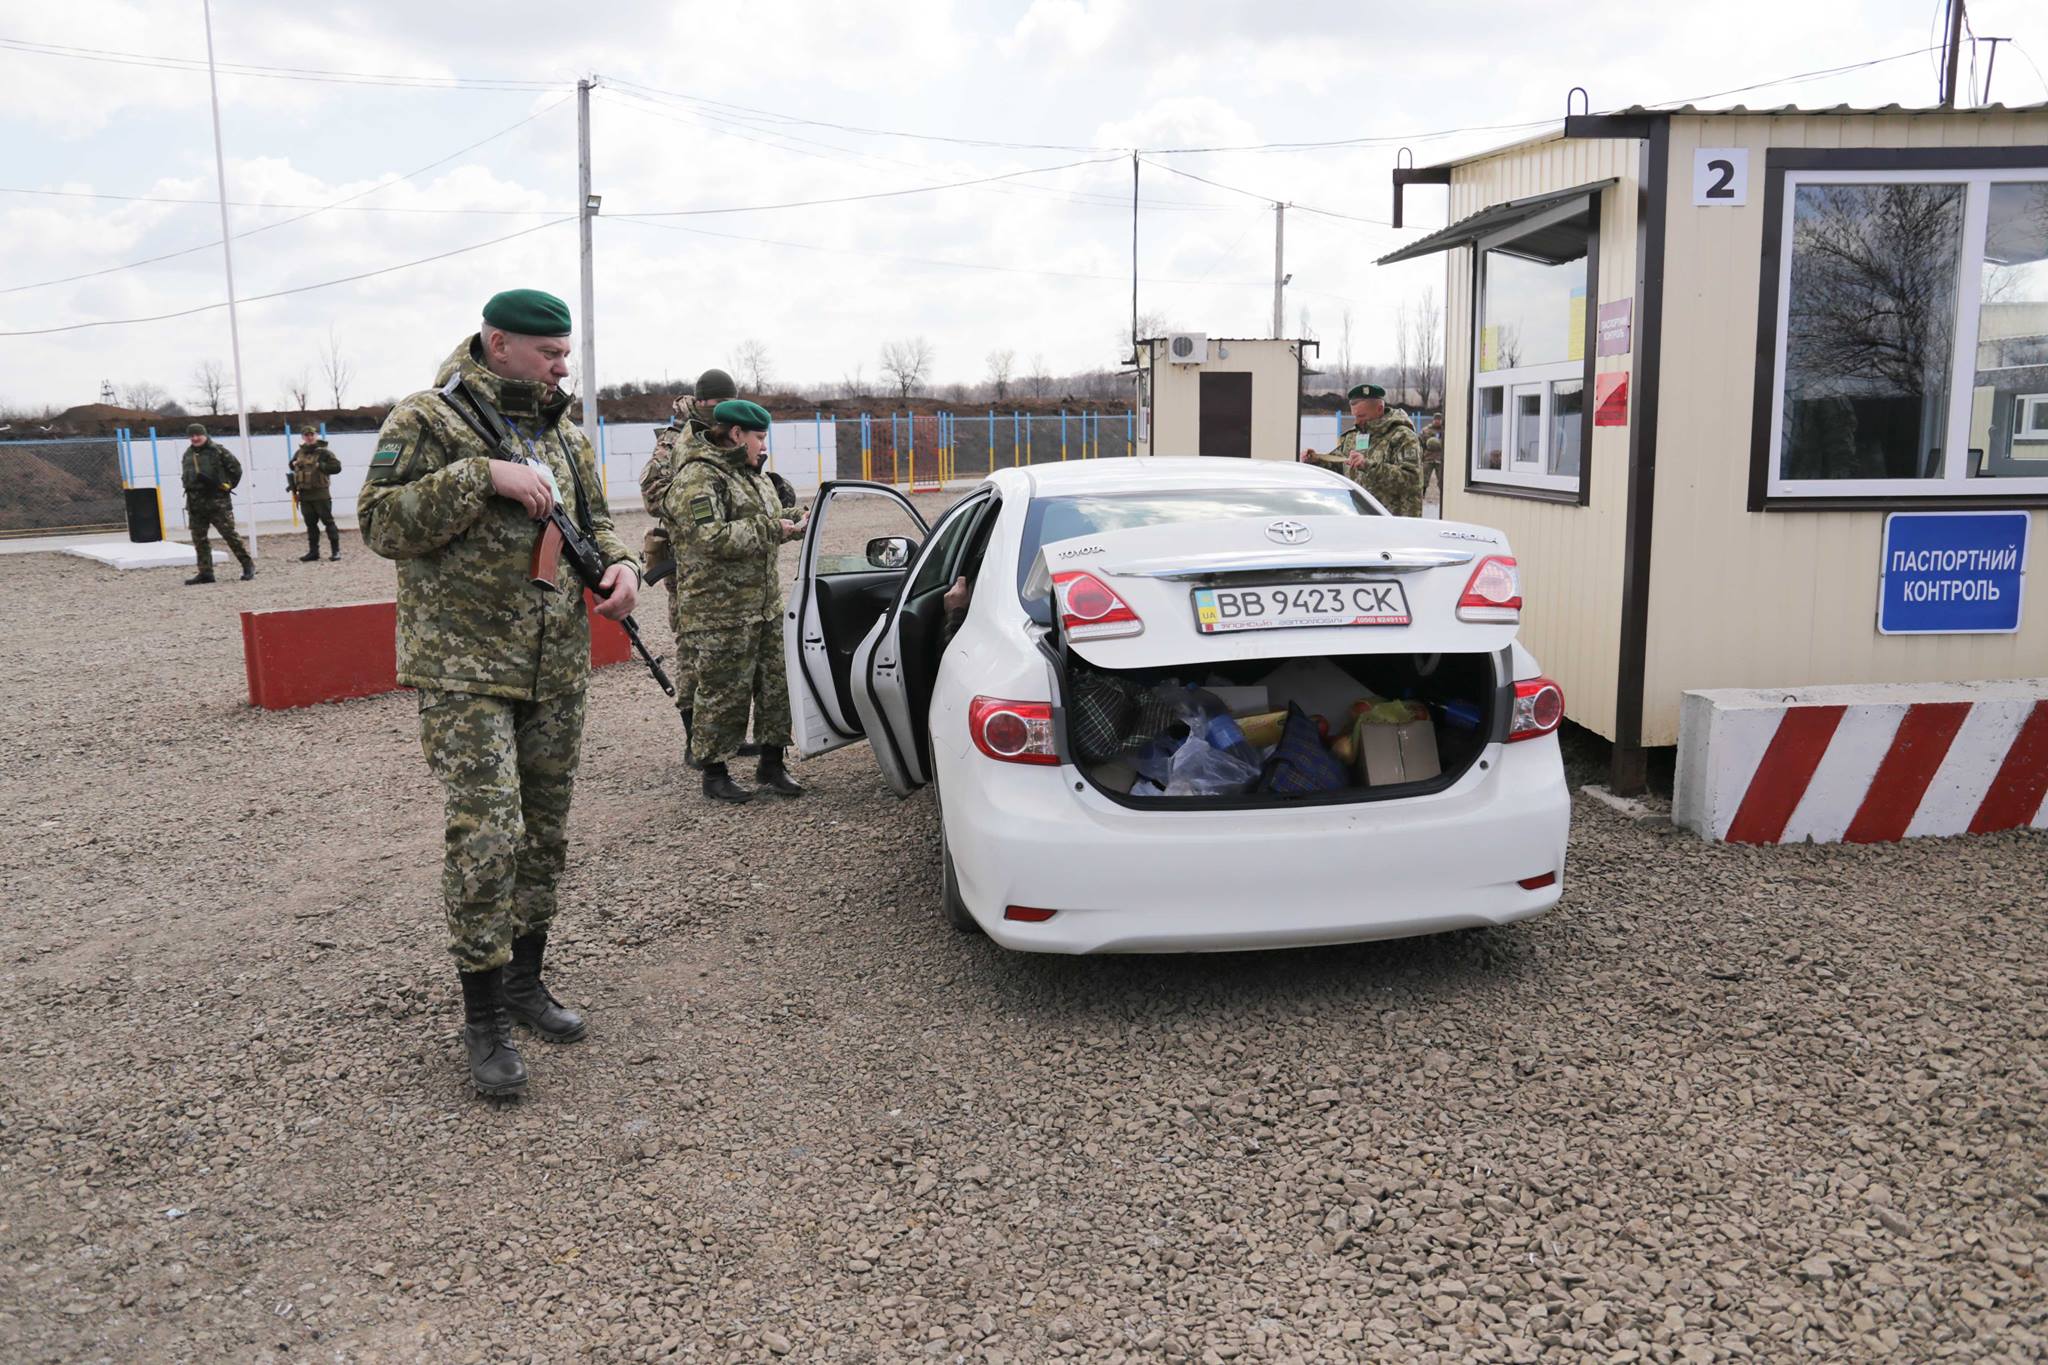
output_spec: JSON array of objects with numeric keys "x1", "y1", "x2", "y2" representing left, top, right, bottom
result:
[{"x1": 1, "y1": 506, "x2": 2043, "y2": 1364}]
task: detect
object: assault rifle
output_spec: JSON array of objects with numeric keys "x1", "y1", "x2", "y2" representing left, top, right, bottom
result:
[{"x1": 528, "y1": 498, "x2": 675, "y2": 698}]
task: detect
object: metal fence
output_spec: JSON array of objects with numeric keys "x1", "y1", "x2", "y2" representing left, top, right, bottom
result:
[
  {"x1": 0, "y1": 437, "x2": 128, "y2": 538},
  {"x1": 838, "y1": 411, "x2": 1136, "y2": 486}
]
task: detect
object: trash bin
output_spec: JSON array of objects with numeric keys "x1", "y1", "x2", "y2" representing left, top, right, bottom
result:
[{"x1": 125, "y1": 487, "x2": 163, "y2": 543}]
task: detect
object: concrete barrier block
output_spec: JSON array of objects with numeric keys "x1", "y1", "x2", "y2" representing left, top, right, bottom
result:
[{"x1": 1675, "y1": 680, "x2": 2048, "y2": 844}]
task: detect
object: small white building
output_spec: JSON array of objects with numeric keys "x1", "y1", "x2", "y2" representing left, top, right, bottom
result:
[
  {"x1": 1383, "y1": 101, "x2": 2048, "y2": 790},
  {"x1": 1134, "y1": 335, "x2": 1313, "y2": 461}
]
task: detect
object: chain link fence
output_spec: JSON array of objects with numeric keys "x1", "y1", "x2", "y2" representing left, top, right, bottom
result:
[{"x1": 0, "y1": 437, "x2": 127, "y2": 538}]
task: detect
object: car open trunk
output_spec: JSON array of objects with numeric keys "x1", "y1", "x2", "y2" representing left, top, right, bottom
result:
[{"x1": 1029, "y1": 514, "x2": 1520, "y2": 808}]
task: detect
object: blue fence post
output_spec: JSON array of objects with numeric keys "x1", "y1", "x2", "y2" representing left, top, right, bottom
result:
[{"x1": 148, "y1": 427, "x2": 160, "y2": 486}]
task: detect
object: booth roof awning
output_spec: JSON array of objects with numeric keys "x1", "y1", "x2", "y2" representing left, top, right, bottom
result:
[{"x1": 1375, "y1": 178, "x2": 1616, "y2": 266}]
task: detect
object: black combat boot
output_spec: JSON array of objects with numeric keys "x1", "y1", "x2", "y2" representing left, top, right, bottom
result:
[
  {"x1": 702, "y1": 762, "x2": 752, "y2": 804},
  {"x1": 300, "y1": 529, "x2": 320, "y2": 562},
  {"x1": 458, "y1": 966, "x2": 528, "y2": 1098},
  {"x1": 502, "y1": 933, "x2": 586, "y2": 1043},
  {"x1": 184, "y1": 571, "x2": 215, "y2": 586},
  {"x1": 737, "y1": 740, "x2": 764, "y2": 758},
  {"x1": 327, "y1": 530, "x2": 341, "y2": 561},
  {"x1": 239, "y1": 560, "x2": 256, "y2": 581},
  {"x1": 680, "y1": 708, "x2": 702, "y2": 771},
  {"x1": 755, "y1": 746, "x2": 805, "y2": 798}
]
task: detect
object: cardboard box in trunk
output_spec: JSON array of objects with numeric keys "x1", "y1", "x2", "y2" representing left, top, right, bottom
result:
[{"x1": 1358, "y1": 716, "x2": 1441, "y2": 786}]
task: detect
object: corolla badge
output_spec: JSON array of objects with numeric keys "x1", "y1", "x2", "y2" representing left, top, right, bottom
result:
[{"x1": 1265, "y1": 519, "x2": 1312, "y2": 545}]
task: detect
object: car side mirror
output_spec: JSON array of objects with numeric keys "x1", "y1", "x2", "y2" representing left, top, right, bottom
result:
[{"x1": 867, "y1": 535, "x2": 918, "y2": 569}]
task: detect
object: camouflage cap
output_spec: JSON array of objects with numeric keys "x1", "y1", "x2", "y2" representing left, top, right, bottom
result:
[
  {"x1": 1347, "y1": 383, "x2": 1387, "y2": 401},
  {"x1": 694, "y1": 368, "x2": 738, "y2": 403},
  {"x1": 670, "y1": 395, "x2": 691, "y2": 417},
  {"x1": 481, "y1": 288, "x2": 572, "y2": 337},
  {"x1": 187, "y1": 423, "x2": 208, "y2": 437},
  {"x1": 712, "y1": 399, "x2": 771, "y2": 432}
]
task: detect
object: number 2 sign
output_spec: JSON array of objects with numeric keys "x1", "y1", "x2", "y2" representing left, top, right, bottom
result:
[{"x1": 1692, "y1": 148, "x2": 1748, "y2": 206}]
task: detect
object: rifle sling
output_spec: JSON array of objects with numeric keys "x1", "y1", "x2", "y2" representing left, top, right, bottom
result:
[{"x1": 435, "y1": 377, "x2": 593, "y2": 535}]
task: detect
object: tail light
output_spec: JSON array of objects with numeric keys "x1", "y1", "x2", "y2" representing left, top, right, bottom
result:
[
  {"x1": 1052, "y1": 570, "x2": 1143, "y2": 640},
  {"x1": 969, "y1": 696, "x2": 1060, "y2": 765},
  {"x1": 1004, "y1": 906, "x2": 1058, "y2": 922},
  {"x1": 1508, "y1": 677, "x2": 1565, "y2": 742},
  {"x1": 1457, "y1": 555, "x2": 1522, "y2": 623}
]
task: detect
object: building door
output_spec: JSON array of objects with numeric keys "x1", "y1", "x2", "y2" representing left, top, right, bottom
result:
[{"x1": 1198, "y1": 372, "x2": 1253, "y2": 458}]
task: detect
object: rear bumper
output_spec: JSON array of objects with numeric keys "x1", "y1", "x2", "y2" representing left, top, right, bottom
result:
[{"x1": 937, "y1": 736, "x2": 1571, "y2": 953}]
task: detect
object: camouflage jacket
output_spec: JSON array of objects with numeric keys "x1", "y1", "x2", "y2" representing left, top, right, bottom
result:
[
  {"x1": 1309, "y1": 410, "x2": 1425, "y2": 517},
  {"x1": 288, "y1": 440, "x2": 343, "y2": 495},
  {"x1": 638, "y1": 414, "x2": 714, "y2": 574},
  {"x1": 181, "y1": 441, "x2": 242, "y2": 502},
  {"x1": 659, "y1": 429, "x2": 785, "y2": 630},
  {"x1": 359, "y1": 334, "x2": 638, "y2": 701}
]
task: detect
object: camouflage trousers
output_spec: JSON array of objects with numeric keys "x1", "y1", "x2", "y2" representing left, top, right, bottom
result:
[
  {"x1": 187, "y1": 496, "x2": 251, "y2": 574},
  {"x1": 417, "y1": 687, "x2": 588, "y2": 972},
  {"x1": 683, "y1": 619, "x2": 791, "y2": 766},
  {"x1": 666, "y1": 583, "x2": 698, "y2": 716},
  {"x1": 299, "y1": 494, "x2": 339, "y2": 550}
]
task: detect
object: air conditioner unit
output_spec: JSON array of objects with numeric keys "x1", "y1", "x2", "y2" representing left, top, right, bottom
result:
[{"x1": 1163, "y1": 332, "x2": 1207, "y2": 365}]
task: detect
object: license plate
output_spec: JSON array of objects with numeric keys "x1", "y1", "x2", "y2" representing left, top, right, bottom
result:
[{"x1": 1192, "y1": 581, "x2": 1411, "y2": 633}]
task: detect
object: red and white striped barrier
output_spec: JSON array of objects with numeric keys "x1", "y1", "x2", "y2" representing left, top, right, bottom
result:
[{"x1": 1675, "y1": 681, "x2": 2048, "y2": 845}]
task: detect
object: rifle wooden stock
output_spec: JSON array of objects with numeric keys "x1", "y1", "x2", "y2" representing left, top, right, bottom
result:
[{"x1": 529, "y1": 520, "x2": 565, "y2": 591}]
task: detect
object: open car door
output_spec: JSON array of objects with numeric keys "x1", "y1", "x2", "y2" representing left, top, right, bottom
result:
[
  {"x1": 784, "y1": 481, "x2": 929, "y2": 758},
  {"x1": 850, "y1": 488, "x2": 1003, "y2": 796}
]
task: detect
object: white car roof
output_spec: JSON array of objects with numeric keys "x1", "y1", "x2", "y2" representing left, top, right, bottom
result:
[{"x1": 994, "y1": 456, "x2": 1354, "y2": 499}]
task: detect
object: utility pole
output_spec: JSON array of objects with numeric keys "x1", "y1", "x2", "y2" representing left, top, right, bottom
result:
[
  {"x1": 1940, "y1": 0, "x2": 1966, "y2": 108},
  {"x1": 577, "y1": 78, "x2": 600, "y2": 442},
  {"x1": 1980, "y1": 36, "x2": 2009, "y2": 103},
  {"x1": 1271, "y1": 202, "x2": 1288, "y2": 339},
  {"x1": 202, "y1": 0, "x2": 256, "y2": 555}
]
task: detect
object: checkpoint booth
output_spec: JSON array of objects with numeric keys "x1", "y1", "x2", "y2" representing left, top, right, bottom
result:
[
  {"x1": 1384, "y1": 102, "x2": 2048, "y2": 807},
  {"x1": 1134, "y1": 335, "x2": 1315, "y2": 461}
]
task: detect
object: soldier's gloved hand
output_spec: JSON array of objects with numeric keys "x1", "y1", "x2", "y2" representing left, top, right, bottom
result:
[{"x1": 488, "y1": 458, "x2": 557, "y2": 520}]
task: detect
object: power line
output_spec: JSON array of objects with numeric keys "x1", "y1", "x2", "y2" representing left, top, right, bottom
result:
[
  {"x1": 1, "y1": 186, "x2": 566, "y2": 213},
  {"x1": 0, "y1": 217, "x2": 573, "y2": 337},
  {"x1": 1137, "y1": 159, "x2": 1400, "y2": 229},
  {"x1": 1, "y1": 96, "x2": 573, "y2": 295},
  {"x1": 608, "y1": 154, "x2": 1127, "y2": 218},
  {"x1": 0, "y1": 35, "x2": 560, "y2": 90}
]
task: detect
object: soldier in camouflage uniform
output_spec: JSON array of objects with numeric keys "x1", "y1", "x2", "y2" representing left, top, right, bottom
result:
[
  {"x1": 639, "y1": 368, "x2": 740, "y2": 754},
  {"x1": 287, "y1": 427, "x2": 345, "y2": 561},
  {"x1": 659, "y1": 400, "x2": 806, "y2": 804},
  {"x1": 180, "y1": 423, "x2": 254, "y2": 585},
  {"x1": 1305, "y1": 382, "x2": 1426, "y2": 517},
  {"x1": 360, "y1": 289, "x2": 640, "y2": 1099}
]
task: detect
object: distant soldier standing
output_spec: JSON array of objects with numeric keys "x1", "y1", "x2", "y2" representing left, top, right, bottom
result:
[
  {"x1": 660, "y1": 400, "x2": 805, "y2": 803},
  {"x1": 288, "y1": 427, "x2": 344, "y2": 561},
  {"x1": 180, "y1": 423, "x2": 254, "y2": 585},
  {"x1": 639, "y1": 369, "x2": 740, "y2": 753},
  {"x1": 1306, "y1": 383, "x2": 1426, "y2": 517},
  {"x1": 360, "y1": 289, "x2": 641, "y2": 1099}
]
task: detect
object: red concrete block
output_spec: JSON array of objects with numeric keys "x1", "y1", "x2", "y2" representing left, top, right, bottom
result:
[{"x1": 243, "y1": 593, "x2": 635, "y2": 710}]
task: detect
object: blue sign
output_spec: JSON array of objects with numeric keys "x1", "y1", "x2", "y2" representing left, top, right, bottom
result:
[{"x1": 1878, "y1": 511, "x2": 2029, "y2": 635}]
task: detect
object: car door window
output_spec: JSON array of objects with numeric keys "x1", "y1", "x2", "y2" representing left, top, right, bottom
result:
[
  {"x1": 810, "y1": 486, "x2": 928, "y2": 577},
  {"x1": 906, "y1": 493, "x2": 992, "y2": 599}
]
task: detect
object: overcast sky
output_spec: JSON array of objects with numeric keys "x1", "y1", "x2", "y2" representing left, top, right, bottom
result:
[{"x1": 4, "y1": 0, "x2": 2047, "y2": 415}]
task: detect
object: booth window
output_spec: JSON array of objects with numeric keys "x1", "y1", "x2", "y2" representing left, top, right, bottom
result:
[
  {"x1": 1764, "y1": 168, "x2": 2048, "y2": 500},
  {"x1": 1471, "y1": 200, "x2": 1591, "y2": 495}
]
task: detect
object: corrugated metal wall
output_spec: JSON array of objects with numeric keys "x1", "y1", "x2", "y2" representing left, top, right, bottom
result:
[
  {"x1": 1442, "y1": 136, "x2": 1643, "y2": 741},
  {"x1": 1642, "y1": 112, "x2": 2048, "y2": 745}
]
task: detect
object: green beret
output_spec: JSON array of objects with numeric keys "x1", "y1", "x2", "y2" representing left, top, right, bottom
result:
[
  {"x1": 482, "y1": 288, "x2": 572, "y2": 337},
  {"x1": 713, "y1": 399, "x2": 771, "y2": 432},
  {"x1": 694, "y1": 368, "x2": 738, "y2": 403},
  {"x1": 187, "y1": 423, "x2": 208, "y2": 437},
  {"x1": 1347, "y1": 383, "x2": 1387, "y2": 401}
]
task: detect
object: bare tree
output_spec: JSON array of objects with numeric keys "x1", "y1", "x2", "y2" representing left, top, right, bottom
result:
[
  {"x1": 839, "y1": 363, "x2": 867, "y2": 401},
  {"x1": 731, "y1": 339, "x2": 772, "y2": 392},
  {"x1": 879, "y1": 337, "x2": 934, "y2": 399},
  {"x1": 118, "y1": 380, "x2": 170, "y2": 412},
  {"x1": 192, "y1": 360, "x2": 228, "y2": 415},
  {"x1": 1337, "y1": 307, "x2": 1355, "y2": 392},
  {"x1": 985, "y1": 348, "x2": 1016, "y2": 402},
  {"x1": 1026, "y1": 353, "x2": 1052, "y2": 400},
  {"x1": 320, "y1": 327, "x2": 354, "y2": 409},
  {"x1": 284, "y1": 367, "x2": 313, "y2": 411},
  {"x1": 1393, "y1": 301, "x2": 1416, "y2": 407},
  {"x1": 1123, "y1": 309, "x2": 1174, "y2": 357},
  {"x1": 1412, "y1": 286, "x2": 1444, "y2": 410}
]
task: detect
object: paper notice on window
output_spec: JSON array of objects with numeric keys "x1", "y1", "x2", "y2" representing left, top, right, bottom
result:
[
  {"x1": 1568, "y1": 288, "x2": 1586, "y2": 362},
  {"x1": 1480, "y1": 326, "x2": 1498, "y2": 373}
]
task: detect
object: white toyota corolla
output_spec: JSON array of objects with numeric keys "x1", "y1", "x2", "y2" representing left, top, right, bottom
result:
[{"x1": 782, "y1": 457, "x2": 1570, "y2": 953}]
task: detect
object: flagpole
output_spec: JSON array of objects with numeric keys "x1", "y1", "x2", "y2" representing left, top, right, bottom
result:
[{"x1": 202, "y1": 0, "x2": 257, "y2": 556}]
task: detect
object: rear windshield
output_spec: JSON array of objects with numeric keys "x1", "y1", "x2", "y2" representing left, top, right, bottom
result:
[{"x1": 1016, "y1": 485, "x2": 1372, "y2": 614}]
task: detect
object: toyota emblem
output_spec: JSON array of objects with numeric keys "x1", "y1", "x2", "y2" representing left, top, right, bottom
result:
[{"x1": 1266, "y1": 519, "x2": 1312, "y2": 545}]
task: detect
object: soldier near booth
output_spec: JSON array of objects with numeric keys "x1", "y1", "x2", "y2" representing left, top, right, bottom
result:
[
  {"x1": 659, "y1": 400, "x2": 807, "y2": 804},
  {"x1": 639, "y1": 369, "x2": 740, "y2": 755},
  {"x1": 1305, "y1": 382, "x2": 1426, "y2": 517},
  {"x1": 359, "y1": 288, "x2": 640, "y2": 1099},
  {"x1": 1421, "y1": 415, "x2": 1445, "y2": 514},
  {"x1": 287, "y1": 428, "x2": 344, "y2": 562},
  {"x1": 180, "y1": 423, "x2": 254, "y2": 585}
]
